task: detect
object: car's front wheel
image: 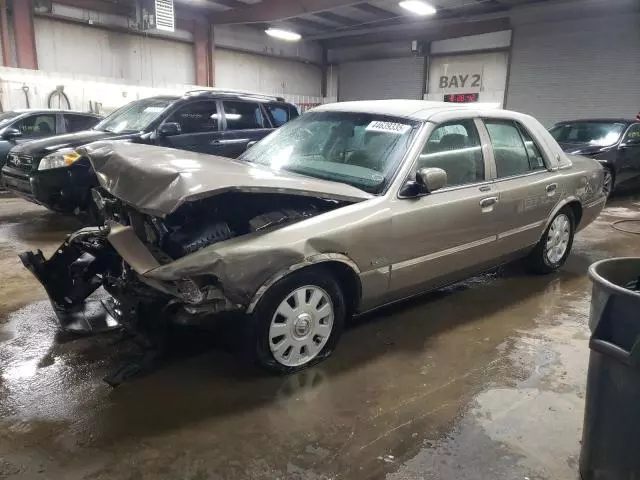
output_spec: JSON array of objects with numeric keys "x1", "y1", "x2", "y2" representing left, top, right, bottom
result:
[
  {"x1": 248, "y1": 267, "x2": 346, "y2": 374},
  {"x1": 527, "y1": 208, "x2": 575, "y2": 274},
  {"x1": 602, "y1": 167, "x2": 614, "y2": 198}
]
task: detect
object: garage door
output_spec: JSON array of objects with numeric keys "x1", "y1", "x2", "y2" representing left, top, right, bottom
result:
[
  {"x1": 338, "y1": 57, "x2": 425, "y2": 101},
  {"x1": 506, "y1": 13, "x2": 640, "y2": 127}
]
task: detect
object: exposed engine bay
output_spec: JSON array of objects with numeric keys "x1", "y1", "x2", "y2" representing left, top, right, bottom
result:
[{"x1": 19, "y1": 189, "x2": 349, "y2": 385}]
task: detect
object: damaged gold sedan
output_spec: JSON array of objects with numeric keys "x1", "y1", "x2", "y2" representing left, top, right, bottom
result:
[{"x1": 20, "y1": 100, "x2": 606, "y2": 381}]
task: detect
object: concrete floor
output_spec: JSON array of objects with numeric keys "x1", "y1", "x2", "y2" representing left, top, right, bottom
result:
[{"x1": 0, "y1": 192, "x2": 639, "y2": 480}]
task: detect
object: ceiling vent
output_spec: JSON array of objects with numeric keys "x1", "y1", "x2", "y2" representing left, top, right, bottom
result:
[{"x1": 154, "y1": 0, "x2": 175, "y2": 32}]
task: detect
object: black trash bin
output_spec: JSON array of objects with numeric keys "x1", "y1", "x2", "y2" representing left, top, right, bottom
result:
[{"x1": 580, "y1": 258, "x2": 640, "y2": 480}]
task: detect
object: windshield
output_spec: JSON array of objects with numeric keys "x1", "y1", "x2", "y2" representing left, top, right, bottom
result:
[
  {"x1": 0, "y1": 112, "x2": 19, "y2": 129},
  {"x1": 94, "y1": 98, "x2": 175, "y2": 133},
  {"x1": 239, "y1": 111, "x2": 420, "y2": 194},
  {"x1": 549, "y1": 122, "x2": 625, "y2": 147}
]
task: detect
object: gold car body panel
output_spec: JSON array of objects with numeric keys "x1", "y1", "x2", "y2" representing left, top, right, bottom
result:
[{"x1": 82, "y1": 103, "x2": 606, "y2": 315}]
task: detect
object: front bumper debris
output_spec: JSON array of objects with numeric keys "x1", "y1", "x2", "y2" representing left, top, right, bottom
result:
[{"x1": 19, "y1": 225, "x2": 120, "y2": 335}]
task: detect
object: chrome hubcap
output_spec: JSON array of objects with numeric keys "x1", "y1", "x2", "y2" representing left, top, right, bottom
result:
[
  {"x1": 269, "y1": 286, "x2": 334, "y2": 367},
  {"x1": 545, "y1": 214, "x2": 571, "y2": 264}
]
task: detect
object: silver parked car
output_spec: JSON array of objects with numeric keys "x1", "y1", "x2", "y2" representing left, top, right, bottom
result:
[{"x1": 21, "y1": 100, "x2": 606, "y2": 375}]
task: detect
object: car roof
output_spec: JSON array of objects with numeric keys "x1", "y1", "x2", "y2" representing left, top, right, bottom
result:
[
  {"x1": 553, "y1": 118, "x2": 635, "y2": 125},
  {"x1": 312, "y1": 100, "x2": 505, "y2": 121},
  {"x1": 182, "y1": 89, "x2": 289, "y2": 103},
  {"x1": 8, "y1": 108, "x2": 101, "y2": 115}
]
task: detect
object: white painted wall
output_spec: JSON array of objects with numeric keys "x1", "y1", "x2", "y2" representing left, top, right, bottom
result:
[
  {"x1": 34, "y1": 17, "x2": 195, "y2": 86},
  {"x1": 215, "y1": 48, "x2": 322, "y2": 97}
]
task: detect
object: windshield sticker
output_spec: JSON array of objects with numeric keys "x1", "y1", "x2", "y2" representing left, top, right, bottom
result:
[{"x1": 365, "y1": 121, "x2": 411, "y2": 135}]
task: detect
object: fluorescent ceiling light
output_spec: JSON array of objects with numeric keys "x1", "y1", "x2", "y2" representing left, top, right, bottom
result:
[
  {"x1": 399, "y1": 0, "x2": 436, "y2": 15},
  {"x1": 265, "y1": 28, "x2": 301, "y2": 42}
]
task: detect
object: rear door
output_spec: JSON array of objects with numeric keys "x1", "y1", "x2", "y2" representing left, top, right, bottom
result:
[
  {"x1": 388, "y1": 117, "x2": 500, "y2": 301},
  {"x1": 617, "y1": 123, "x2": 640, "y2": 186},
  {"x1": 219, "y1": 100, "x2": 273, "y2": 158},
  {"x1": 62, "y1": 113, "x2": 100, "y2": 133},
  {"x1": 481, "y1": 118, "x2": 560, "y2": 255},
  {"x1": 156, "y1": 100, "x2": 226, "y2": 155}
]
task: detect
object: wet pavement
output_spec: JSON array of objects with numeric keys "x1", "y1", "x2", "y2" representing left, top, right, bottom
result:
[{"x1": 0, "y1": 192, "x2": 639, "y2": 480}]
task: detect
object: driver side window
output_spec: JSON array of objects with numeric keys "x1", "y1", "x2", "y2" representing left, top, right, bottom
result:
[
  {"x1": 415, "y1": 119, "x2": 485, "y2": 188},
  {"x1": 624, "y1": 124, "x2": 640, "y2": 144},
  {"x1": 15, "y1": 114, "x2": 56, "y2": 138}
]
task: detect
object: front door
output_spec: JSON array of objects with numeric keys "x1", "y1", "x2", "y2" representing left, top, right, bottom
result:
[
  {"x1": 481, "y1": 118, "x2": 560, "y2": 254},
  {"x1": 617, "y1": 123, "x2": 640, "y2": 187},
  {"x1": 156, "y1": 100, "x2": 227, "y2": 156},
  {"x1": 388, "y1": 118, "x2": 500, "y2": 301}
]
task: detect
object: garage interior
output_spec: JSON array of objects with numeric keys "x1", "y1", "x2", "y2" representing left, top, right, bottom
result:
[{"x1": 0, "y1": 0, "x2": 639, "y2": 479}]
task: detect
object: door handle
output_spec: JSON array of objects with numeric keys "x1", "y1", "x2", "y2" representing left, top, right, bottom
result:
[
  {"x1": 479, "y1": 196, "x2": 498, "y2": 208},
  {"x1": 545, "y1": 183, "x2": 558, "y2": 194},
  {"x1": 210, "y1": 138, "x2": 249, "y2": 145}
]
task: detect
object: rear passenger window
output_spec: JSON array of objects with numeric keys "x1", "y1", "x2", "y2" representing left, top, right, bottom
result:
[
  {"x1": 64, "y1": 114, "x2": 98, "y2": 132},
  {"x1": 416, "y1": 119, "x2": 484, "y2": 187},
  {"x1": 266, "y1": 105, "x2": 290, "y2": 127},
  {"x1": 222, "y1": 101, "x2": 265, "y2": 130},
  {"x1": 485, "y1": 120, "x2": 546, "y2": 177}
]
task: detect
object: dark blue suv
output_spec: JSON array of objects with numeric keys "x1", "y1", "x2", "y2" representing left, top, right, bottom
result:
[{"x1": 1, "y1": 90, "x2": 298, "y2": 217}]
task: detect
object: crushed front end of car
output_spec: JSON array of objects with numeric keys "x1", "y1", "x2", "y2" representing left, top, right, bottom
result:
[{"x1": 19, "y1": 141, "x2": 369, "y2": 385}]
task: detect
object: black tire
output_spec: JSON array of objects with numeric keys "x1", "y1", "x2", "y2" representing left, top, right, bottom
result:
[
  {"x1": 527, "y1": 207, "x2": 575, "y2": 274},
  {"x1": 602, "y1": 166, "x2": 614, "y2": 198},
  {"x1": 247, "y1": 266, "x2": 346, "y2": 374}
]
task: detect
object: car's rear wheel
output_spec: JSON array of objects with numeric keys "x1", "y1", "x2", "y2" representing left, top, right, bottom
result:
[
  {"x1": 248, "y1": 267, "x2": 346, "y2": 374},
  {"x1": 527, "y1": 208, "x2": 575, "y2": 274}
]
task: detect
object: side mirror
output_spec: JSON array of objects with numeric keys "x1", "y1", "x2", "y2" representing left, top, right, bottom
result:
[
  {"x1": 399, "y1": 167, "x2": 447, "y2": 198},
  {"x1": 157, "y1": 122, "x2": 181, "y2": 137},
  {"x1": 2, "y1": 127, "x2": 22, "y2": 139},
  {"x1": 416, "y1": 167, "x2": 447, "y2": 193}
]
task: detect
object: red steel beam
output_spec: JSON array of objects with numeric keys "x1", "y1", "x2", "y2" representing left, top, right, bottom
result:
[
  {"x1": 0, "y1": 0, "x2": 11, "y2": 66},
  {"x1": 13, "y1": 0, "x2": 37, "y2": 69},
  {"x1": 193, "y1": 21, "x2": 214, "y2": 86}
]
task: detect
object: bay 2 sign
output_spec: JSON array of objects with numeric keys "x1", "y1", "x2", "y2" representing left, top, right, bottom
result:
[{"x1": 439, "y1": 73, "x2": 481, "y2": 90}]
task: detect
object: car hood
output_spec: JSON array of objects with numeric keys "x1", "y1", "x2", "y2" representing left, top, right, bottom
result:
[
  {"x1": 79, "y1": 142, "x2": 373, "y2": 217},
  {"x1": 11, "y1": 130, "x2": 138, "y2": 156},
  {"x1": 557, "y1": 141, "x2": 613, "y2": 156}
]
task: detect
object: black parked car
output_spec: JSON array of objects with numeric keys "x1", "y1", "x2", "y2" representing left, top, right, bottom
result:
[
  {"x1": 550, "y1": 119, "x2": 640, "y2": 196},
  {"x1": 0, "y1": 109, "x2": 101, "y2": 170},
  {"x1": 1, "y1": 90, "x2": 298, "y2": 218}
]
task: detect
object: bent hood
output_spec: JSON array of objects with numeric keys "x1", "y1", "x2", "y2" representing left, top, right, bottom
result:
[{"x1": 79, "y1": 142, "x2": 373, "y2": 217}]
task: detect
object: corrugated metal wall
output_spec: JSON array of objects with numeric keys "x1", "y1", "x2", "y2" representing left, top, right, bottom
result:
[
  {"x1": 34, "y1": 18, "x2": 195, "y2": 86},
  {"x1": 214, "y1": 48, "x2": 322, "y2": 97},
  {"x1": 506, "y1": 13, "x2": 640, "y2": 126},
  {"x1": 338, "y1": 57, "x2": 425, "y2": 101}
]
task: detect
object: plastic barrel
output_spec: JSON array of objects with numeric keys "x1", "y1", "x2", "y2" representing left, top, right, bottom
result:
[{"x1": 580, "y1": 258, "x2": 640, "y2": 480}]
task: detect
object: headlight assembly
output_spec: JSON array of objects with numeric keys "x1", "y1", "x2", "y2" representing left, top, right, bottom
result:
[{"x1": 38, "y1": 149, "x2": 81, "y2": 170}]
